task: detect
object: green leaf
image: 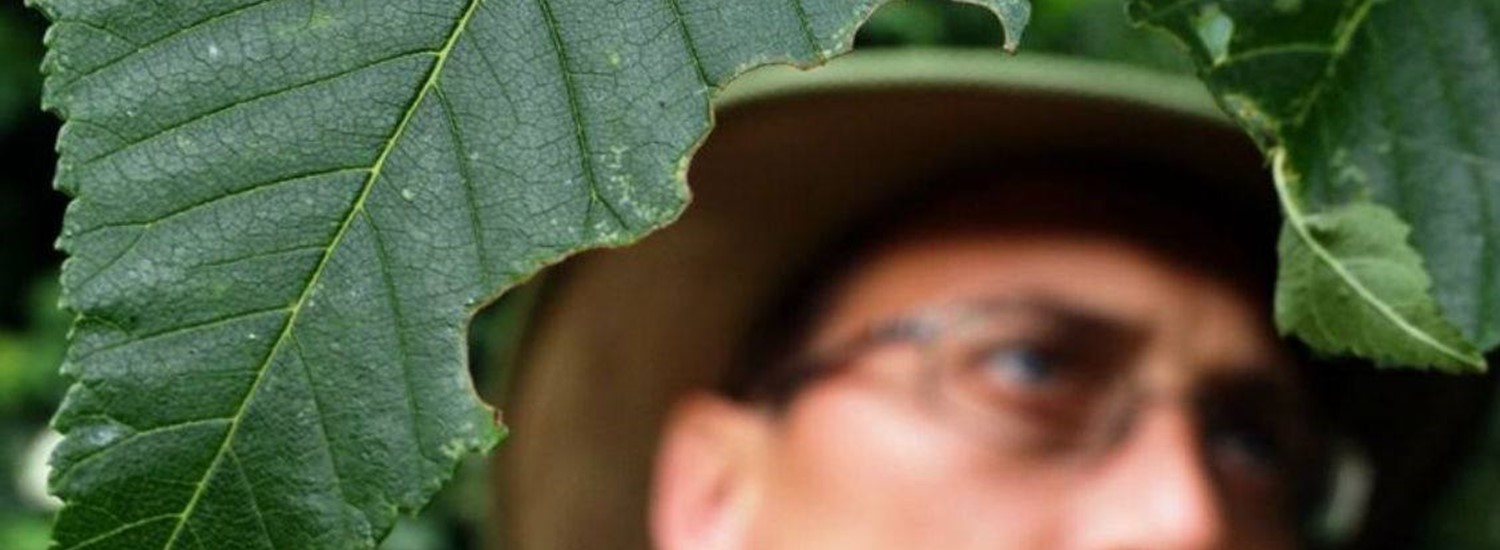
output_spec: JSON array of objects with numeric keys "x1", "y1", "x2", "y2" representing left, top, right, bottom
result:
[
  {"x1": 1273, "y1": 150, "x2": 1484, "y2": 371},
  {"x1": 31, "y1": 0, "x2": 1028, "y2": 548},
  {"x1": 1130, "y1": 0, "x2": 1499, "y2": 371}
]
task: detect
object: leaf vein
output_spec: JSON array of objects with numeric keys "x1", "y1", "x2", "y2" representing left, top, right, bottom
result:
[
  {"x1": 288, "y1": 336, "x2": 355, "y2": 506},
  {"x1": 193, "y1": 244, "x2": 329, "y2": 270},
  {"x1": 53, "y1": 418, "x2": 232, "y2": 488},
  {"x1": 58, "y1": 513, "x2": 179, "y2": 550},
  {"x1": 534, "y1": 0, "x2": 629, "y2": 231},
  {"x1": 1289, "y1": 0, "x2": 1375, "y2": 127},
  {"x1": 362, "y1": 211, "x2": 437, "y2": 466},
  {"x1": 664, "y1": 0, "x2": 711, "y2": 85},
  {"x1": 433, "y1": 86, "x2": 494, "y2": 288},
  {"x1": 1220, "y1": 43, "x2": 1332, "y2": 65},
  {"x1": 78, "y1": 49, "x2": 438, "y2": 168},
  {"x1": 1273, "y1": 149, "x2": 1483, "y2": 367},
  {"x1": 788, "y1": 0, "x2": 822, "y2": 58},
  {"x1": 72, "y1": 166, "x2": 371, "y2": 240},
  {"x1": 54, "y1": 19, "x2": 140, "y2": 48},
  {"x1": 157, "y1": 1, "x2": 484, "y2": 545},
  {"x1": 70, "y1": 226, "x2": 145, "y2": 292},
  {"x1": 56, "y1": 0, "x2": 278, "y2": 88},
  {"x1": 227, "y1": 449, "x2": 276, "y2": 549},
  {"x1": 73, "y1": 305, "x2": 291, "y2": 363}
]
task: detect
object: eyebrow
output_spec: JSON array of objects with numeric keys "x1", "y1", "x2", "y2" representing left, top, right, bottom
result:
[
  {"x1": 960, "y1": 294, "x2": 1302, "y2": 391},
  {"x1": 957, "y1": 294, "x2": 1149, "y2": 354}
]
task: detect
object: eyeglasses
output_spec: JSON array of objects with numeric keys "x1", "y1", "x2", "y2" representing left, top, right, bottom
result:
[{"x1": 750, "y1": 297, "x2": 1322, "y2": 503}]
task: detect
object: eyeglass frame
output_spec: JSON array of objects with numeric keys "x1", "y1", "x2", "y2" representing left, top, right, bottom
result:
[{"x1": 736, "y1": 295, "x2": 1361, "y2": 534}]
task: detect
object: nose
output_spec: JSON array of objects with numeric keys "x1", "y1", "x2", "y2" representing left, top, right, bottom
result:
[{"x1": 1068, "y1": 405, "x2": 1227, "y2": 550}]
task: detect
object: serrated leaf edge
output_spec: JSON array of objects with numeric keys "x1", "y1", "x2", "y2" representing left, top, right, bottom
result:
[
  {"x1": 1272, "y1": 147, "x2": 1486, "y2": 371},
  {"x1": 39, "y1": 2, "x2": 1034, "y2": 547}
]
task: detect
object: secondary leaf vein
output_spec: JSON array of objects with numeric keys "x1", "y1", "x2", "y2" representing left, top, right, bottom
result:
[
  {"x1": 228, "y1": 449, "x2": 276, "y2": 549},
  {"x1": 664, "y1": 0, "x2": 710, "y2": 85},
  {"x1": 433, "y1": 86, "x2": 495, "y2": 288},
  {"x1": 72, "y1": 304, "x2": 290, "y2": 363},
  {"x1": 73, "y1": 166, "x2": 370, "y2": 239},
  {"x1": 363, "y1": 211, "x2": 436, "y2": 466},
  {"x1": 789, "y1": 0, "x2": 822, "y2": 58},
  {"x1": 289, "y1": 336, "x2": 354, "y2": 506},
  {"x1": 157, "y1": 1, "x2": 485, "y2": 545},
  {"x1": 79, "y1": 49, "x2": 438, "y2": 167},
  {"x1": 535, "y1": 0, "x2": 629, "y2": 231},
  {"x1": 61, "y1": 513, "x2": 180, "y2": 550},
  {"x1": 58, "y1": 0, "x2": 277, "y2": 88}
]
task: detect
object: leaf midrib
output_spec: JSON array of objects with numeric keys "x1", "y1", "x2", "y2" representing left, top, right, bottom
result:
[
  {"x1": 1272, "y1": 148, "x2": 1485, "y2": 369},
  {"x1": 1288, "y1": 0, "x2": 1374, "y2": 127},
  {"x1": 153, "y1": 0, "x2": 486, "y2": 547}
]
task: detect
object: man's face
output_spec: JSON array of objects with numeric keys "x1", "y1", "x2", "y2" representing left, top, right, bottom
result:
[{"x1": 652, "y1": 181, "x2": 1308, "y2": 550}]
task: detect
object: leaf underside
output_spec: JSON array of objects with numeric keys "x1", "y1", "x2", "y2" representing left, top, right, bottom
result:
[
  {"x1": 1131, "y1": 0, "x2": 1499, "y2": 371},
  {"x1": 1275, "y1": 160, "x2": 1483, "y2": 371},
  {"x1": 32, "y1": 0, "x2": 1028, "y2": 548}
]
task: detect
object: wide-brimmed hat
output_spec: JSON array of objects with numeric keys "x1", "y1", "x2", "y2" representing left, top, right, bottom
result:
[{"x1": 492, "y1": 50, "x2": 1493, "y2": 550}]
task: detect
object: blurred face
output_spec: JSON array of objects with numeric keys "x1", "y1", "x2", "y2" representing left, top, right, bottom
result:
[{"x1": 652, "y1": 180, "x2": 1310, "y2": 550}]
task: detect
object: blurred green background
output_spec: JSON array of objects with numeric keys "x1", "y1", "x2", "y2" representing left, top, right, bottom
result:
[{"x1": 0, "y1": 1, "x2": 1493, "y2": 548}]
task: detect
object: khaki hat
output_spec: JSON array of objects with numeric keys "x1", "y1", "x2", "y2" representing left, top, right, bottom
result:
[{"x1": 492, "y1": 50, "x2": 1492, "y2": 549}]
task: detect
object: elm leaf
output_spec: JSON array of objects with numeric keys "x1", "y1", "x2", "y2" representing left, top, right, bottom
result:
[
  {"x1": 1273, "y1": 150, "x2": 1485, "y2": 371},
  {"x1": 31, "y1": 0, "x2": 1029, "y2": 548},
  {"x1": 1131, "y1": 0, "x2": 1499, "y2": 370}
]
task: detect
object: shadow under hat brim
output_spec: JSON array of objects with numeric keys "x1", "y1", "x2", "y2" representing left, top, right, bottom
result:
[{"x1": 493, "y1": 49, "x2": 1332, "y2": 549}]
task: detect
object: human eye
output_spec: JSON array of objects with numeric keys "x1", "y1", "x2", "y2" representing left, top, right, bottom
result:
[
  {"x1": 941, "y1": 335, "x2": 1107, "y2": 456},
  {"x1": 934, "y1": 303, "x2": 1128, "y2": 449},
  {"x1": 959, "y1": 338, "x2": 1092, "y2": 413},
  {"x1": 976, "y1": 343, "x2": 1062, "y2": 390}
]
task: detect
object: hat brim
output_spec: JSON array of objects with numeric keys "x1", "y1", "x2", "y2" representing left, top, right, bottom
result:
[{"x1": 495, "y1": 50, "x2": 1279, "y2": 549}]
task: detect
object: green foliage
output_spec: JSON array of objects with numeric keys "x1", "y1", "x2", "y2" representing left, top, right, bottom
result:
[
  {"x1": 0, "y1": 6, "x2": 43, "y2": 131},
  {"x1": 30, "y1": 0, "x2": 1026, "y2": 547},
  {"x1": 1130, "y1": 0, "x2": 1499, "y2": 371},
  {"x1": 0, "y1": 279, "x2": 68, "y2": 413},
  {"x1": 0, "y1": 517, "x2": 52, "y2": 550},
  {"x1": 859, "y1": 0, "x2": 1010, "y2": 46},
  {"x1": 1275, "y1": 186, "x2": 1482, "y2": 371},
  {"x1": 859, "y1": 0, "x2": 1192, "y2": 73},
  {"x1": 23, "y1": 0, "x2": 1500, "y2": 546},
  {"x1": 1025, "y1": 0, "x2": 1190, "y2": 72},
  {"x1": 0, "y1": 281, "x2": 69, "y2": 550}
]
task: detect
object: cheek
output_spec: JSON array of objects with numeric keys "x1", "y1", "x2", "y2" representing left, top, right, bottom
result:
[{"x1": 756, "y1": 380, "x2": 1068, "y2": 548}]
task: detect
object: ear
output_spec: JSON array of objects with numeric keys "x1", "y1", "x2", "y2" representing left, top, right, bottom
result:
[{"x1": 650, "y1": 392, "x2": 773, "y2": 550}]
